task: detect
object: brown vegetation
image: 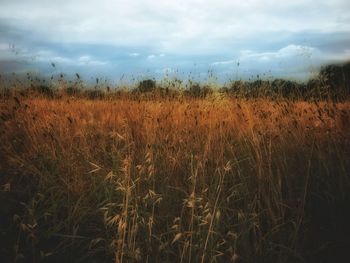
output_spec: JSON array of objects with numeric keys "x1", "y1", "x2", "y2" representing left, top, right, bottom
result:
[{"x1": 1, "y1": 87, "x2": 350, "y2": 262}]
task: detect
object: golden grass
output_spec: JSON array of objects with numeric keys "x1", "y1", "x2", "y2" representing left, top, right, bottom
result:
[{"x1": 1, "y1": 94, "x2": 350, "y2": 262}]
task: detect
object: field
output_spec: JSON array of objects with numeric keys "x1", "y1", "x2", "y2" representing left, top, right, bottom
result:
[{"x1": 1, "y1": 85, "x2": 350, "y2": 262}]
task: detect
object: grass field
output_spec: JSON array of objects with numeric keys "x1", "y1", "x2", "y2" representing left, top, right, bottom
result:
[{"x1": 1, "y1": 86, "x2": 350, "y2": 262}]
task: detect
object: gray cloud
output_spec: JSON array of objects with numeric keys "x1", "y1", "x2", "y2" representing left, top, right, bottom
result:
[{"x1": 0, "y1": 0, "x2": 349, "y2": 80}]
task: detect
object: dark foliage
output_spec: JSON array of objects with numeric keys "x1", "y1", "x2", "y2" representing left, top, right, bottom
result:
[
  {"x1": 136, "y1": 79, "x2": 156, "y2": 93},
  {"x1": 30, "y1": 85, "x2": 55, "y2": 98},
  {"x1": 64, "y1": 86, "x2": 81, "y2": 96},
  {"x1": 320, "y1": 61, "x2": 350, "y2": 90}
]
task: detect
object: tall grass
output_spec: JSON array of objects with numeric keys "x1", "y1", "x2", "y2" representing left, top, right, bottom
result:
[{"x1": 1, "y1": 86, "x2": 350, "y2": 262}]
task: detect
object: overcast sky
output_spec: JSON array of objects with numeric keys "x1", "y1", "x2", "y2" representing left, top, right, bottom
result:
[{"x1": 0, "y1": 0, "x2": 349, "y2": 82}]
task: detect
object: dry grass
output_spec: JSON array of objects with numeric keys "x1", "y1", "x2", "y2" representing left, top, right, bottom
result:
[{"x1": 1, "y1": 92, "x2": 350, "y2": 262}]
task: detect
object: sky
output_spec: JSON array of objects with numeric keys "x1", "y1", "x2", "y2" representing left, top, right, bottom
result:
[{"x1": 0, "y1": 0, "x2": 349, "y2": 83}]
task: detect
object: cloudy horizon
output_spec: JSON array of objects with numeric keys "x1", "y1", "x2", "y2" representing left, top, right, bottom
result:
[{"x1": 0, "y1": 0, "x2": 350, "y2": 83}]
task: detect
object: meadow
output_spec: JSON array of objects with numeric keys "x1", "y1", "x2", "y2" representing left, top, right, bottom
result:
[{"x1": 1, "y1": 80, "x2": 350, "y2": 262}]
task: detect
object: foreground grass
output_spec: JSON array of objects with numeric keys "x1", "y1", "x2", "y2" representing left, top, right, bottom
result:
[{"x1": 1, "y1": 94, "x2": 350, "y2": 262}]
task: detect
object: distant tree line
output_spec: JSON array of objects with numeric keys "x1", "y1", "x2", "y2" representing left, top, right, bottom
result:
[
  {"x1": 129, "y1": 61, "x2": 350, "y2": 100},
  {"x1": 1, "y1": 61, "x2": 349, "y2": 100}
]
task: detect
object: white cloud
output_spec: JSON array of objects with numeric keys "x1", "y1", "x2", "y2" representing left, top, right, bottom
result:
[
  {"x1": 129, "y1": 53, "x2": 140, "y2": 57},
  {"x1": 212, "y1": 59, "x2": 237, "y2": 66},
  {"x1": 0, "y1": 0, "x2": 349, "y2": 55},
  {"x1": 240, "y1": 45, "x2": 318, "y2": 61},
  {"x1": 321, "y1": 49, "x2": 350, "y2": 62},
  {"x1": 213, "y1": 45, "x2": 319, "y2": 65},
  {"x1": 1, "y1": 0, "x2": 349, "y2": 80},
  {"x1": 211, "y1": 44, "x2": 326, "y2": 79},
  {"x1": 0, "y1": 43, "x2": 10, "y2": 51},
  {"x1": 49, "y1": 56, "x2": 72, "y2": 64},
  {"x1": 147, "y1": 54, "x2": 166, "y2": 59},
  {"x1": 32, "y1": 50, "x2": 108, "y2": 66},
  {"x1": 77, "y1": 55, "x2": 107, "y2": 66},
  {"x1": 156, "y1": 67, "x2": 175, "y2": 74}
]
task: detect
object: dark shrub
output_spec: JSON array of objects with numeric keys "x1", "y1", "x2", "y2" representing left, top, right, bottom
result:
[
  {"x1": 185, "y1": 83, "x2": 213, "y2": 98},
  {"x1": 0, "y1": 88, "x2": 12, "y2": 99},
  {"x1": 201, "y1": 85, "x2": 213, "y2": 97},
  {"x1": 320, "y1": 62, "x2": 350, "y2": 91},
  {"x1": 31, "y1": 85, "x2": 55, "y2": 97},
  {"x1": 229, "y1": 80, "x2": 247, "y2": 94},
  {"x1": 306, "y1": 78, "x2": 321, "y2": 91},
  {"x1": 65, "y1": 87, "x2": 81, "y2": 96},
  {"x1": 219, "y1": 86, "x2": 229, "y2": 93},
  {"x1": 85, "y1": 89, "x2": 104, "y2": 99},
  {"x1": 137, "y1": 79, "x2": 156, "y2": 92},
  {"x1": 188, "y1": 83, "x2": 201, "y2": 97}
]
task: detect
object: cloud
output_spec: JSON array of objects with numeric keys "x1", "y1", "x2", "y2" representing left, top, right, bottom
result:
[
  {"x1": 0, "y1": 42, "x2": 9, "y2": 50},
  {"x1": 212, "y1": 59, "x2": 237, "y2": 66},
  {"x1": 213, "y1": 45, "x2": 318, "y2": 65},
  {"x1": 147, "y1": 54, "x2": 166, "y2": 59},
  {"x1": 129, "y1": 52, "x2": 140, "y2": 57},
  {"x1": 211, "y1": 44, "x2": 328, "y2": 79},
  {"x1": 19, "y1": 49, "x2": 108, "y2": 66},
  {"x1": 241, "y1": 44, "x2": 318, "y2": 61},
  {"x1": 155, "y1": 67, "x2": 176, "y2": 74},
  {"x1": 77, "y1": 55, "x2": 107, "y2": 66},
  {"x1": 1, "y1": 0, "x2": 349, "y2": 54},
  {"x1": 0, "y1": 1, "x2": 349, "y2": 80}
]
